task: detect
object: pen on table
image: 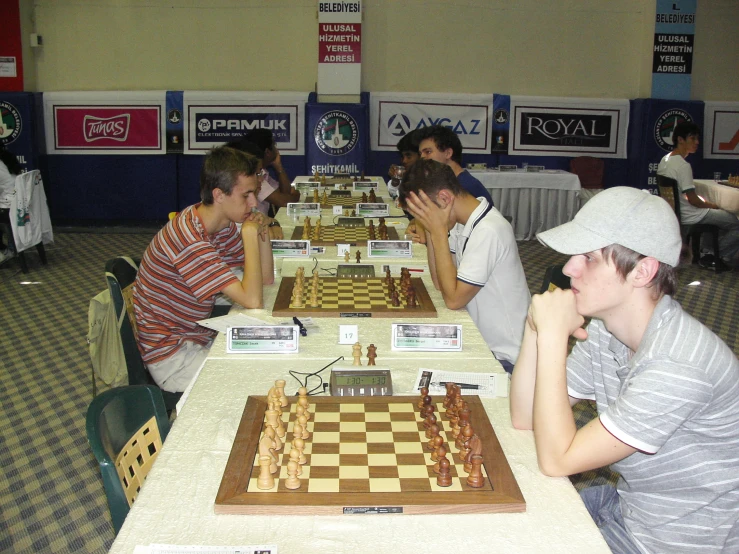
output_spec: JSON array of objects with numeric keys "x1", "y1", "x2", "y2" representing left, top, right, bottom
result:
[
  {"x1": 433, "y1": 381, "x2": 480, "y2": 390},
  {"x1": 293, "y1": 316, "x2": 308, "y2": 337}
]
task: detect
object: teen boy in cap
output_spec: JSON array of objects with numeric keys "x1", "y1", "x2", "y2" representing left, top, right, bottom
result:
[
  {"x1": 510, "y1": 187, "x2": 739, "y2": 553},
  {"x1": 400, "y1": 159, "x2": 529, "y2": 373}
]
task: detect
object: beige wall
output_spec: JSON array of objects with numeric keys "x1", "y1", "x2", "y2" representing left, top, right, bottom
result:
[{"x1": 19, "y1": 0, "x2": 739, "y2": 101}]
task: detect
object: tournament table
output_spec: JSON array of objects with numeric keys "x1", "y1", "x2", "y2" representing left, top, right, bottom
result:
[
  {"x1": 694, "y1": 179, "x2": 739, "y2": 215},
  {"x1": 469, "y1": 169, "x2": 582, "y2": 240}
]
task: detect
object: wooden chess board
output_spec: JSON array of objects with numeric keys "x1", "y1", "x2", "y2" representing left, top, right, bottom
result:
[
  {"x1": 289, "y1": 225, "x2": 399, "y2": 246},
  {"x1": 215, "y1": 395, "x2": 526, "y2": 515},
  {"x1": 718, "y1": 180, "x2": 739, "y2": 189},
  {"x1": 272, "y1": 276, "x2": 436, "y2": 318},
  {"x1": 303, "y1": 195, "x2": 385, "y2": 209}
]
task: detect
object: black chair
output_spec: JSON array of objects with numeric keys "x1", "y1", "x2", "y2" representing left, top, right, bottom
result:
[
  {"x1": 105, "y1": 257, "x2": 182, "y2": 411},
  {"x1": 540, "y1": 264, "x2": 571, "y2": 293},
  {"x1": 655, "y1": 175, "x2": 728, "y2": 273}
]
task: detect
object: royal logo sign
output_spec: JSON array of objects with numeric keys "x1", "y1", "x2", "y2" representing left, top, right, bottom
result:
[{"x1": 509, "y1": 97, "x2": 629, "y2": 158}]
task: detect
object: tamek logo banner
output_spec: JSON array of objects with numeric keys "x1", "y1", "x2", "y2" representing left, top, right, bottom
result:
[
  {"x1": 703, "y1": 102, "x2": 739, "y2": 159},
  {"x1": 183, "y1": 91, "x2": 309, "y2": 155},
  {"x1": 43, "y1": 91, "x2": 166, "y2": 155},
  {"x1": 370, "y1": 92, "x2": 493, "y2": 153},
  {"x1": 510, "y1": 96, "x2": 629, "y2": 158}
]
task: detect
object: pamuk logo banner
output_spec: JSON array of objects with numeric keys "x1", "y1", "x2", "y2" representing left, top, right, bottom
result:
[
  {"x1": 370, "y1": 93, "x2": 493, "y2": 152},
  {"x1": 83, "y1": 114, "x2": 130, "y2": 142},
  {"x1": 193, "y1": 113, "x2": 291, "y2": 144},
  {"x1": 510, "y1": 97, "x2": 629, "y2": 158}
]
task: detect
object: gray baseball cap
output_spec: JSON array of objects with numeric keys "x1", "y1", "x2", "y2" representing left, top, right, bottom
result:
[{"x1": 537, "y1": 187, "x2": 682, "y2": 266}]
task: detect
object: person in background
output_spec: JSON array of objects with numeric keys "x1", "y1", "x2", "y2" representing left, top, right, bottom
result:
[
  {"x1": 387, "y1": 129, "x2": 422, "y2": 198},
  {"x1": 510, "y1": 187, "x2": 739, "y2": 553},
  {"x1": 399, "y1": 159, "x2": 529, "y2": 374},
  {"x1": 243, "y1": 128, "x2": 300, "y2": 215},
  {"x1": 0, "y1": 144, "x2": 22, "y2": 263},
  {"x1": 133, "y1": 146, "x2": 274, "y2": 393},
  {"x1": 657, "y1": 121, "x2": 739, "y2": 267}
]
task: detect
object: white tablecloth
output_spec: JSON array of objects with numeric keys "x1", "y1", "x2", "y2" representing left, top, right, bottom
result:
[
  {"x1": 470, "y1": 170, "x2": 582, "y2": 240},
  {"x1": 110, "y1": 355, "x2": 610, "y2": 554},
  {"x1": 694, "y1": 179, "x2": 739, "y2": 215}
]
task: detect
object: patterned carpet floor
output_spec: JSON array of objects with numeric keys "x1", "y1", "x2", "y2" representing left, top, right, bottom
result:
[{"x1": 0, "y1": 231, "x2": 736, "y2": 553}]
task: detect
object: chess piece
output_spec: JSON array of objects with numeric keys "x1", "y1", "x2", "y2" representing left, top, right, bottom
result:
[
  {"x1": 355, "y1": 250, "x2": 361, "y2": 263},
  {"x1": 427, "y1": 424, "x2": 441, "y2": 450},
  {"x1": 443, "y1": 383, "x2": 455, "y2": 408},
  {"x1": 304, "y1": 216, "x2": 311, "y2": 228},
  {"x1": 406, "y1": 288, "x2": 416, "y2": 307},
  {"x1": 284, "y1": 460, "x2": 301, "y2": 490},
  {"x1": 368, "y1": 189, "x2": 377, "y2": 203},
  {"x1": 264, "y1": 423, "x2": 283, "y2": 453},
  {"x1": 257, "y1": 456, "x2": 275, "y2": 490},
  {"x1": 313, "y1": 188, "x2": 319, "y2": 203},
  {"x1": 322, "y1": 189, "x2": 328, "y2": 204},
  {"x1": 292, "y1": 437, "x2": 307, "y2": 464},
  {"x1": 367, "y1": 344, "x2": 377, "y2": 366},
  {"x1": 352, "y1": 342, "x2": 362, "y2": 366},
  {"x1": 289, "y1": 448, "x2": 303, "y2": 476},
  {"x1": 313, "y1": 169, "x2": 319, "y2": 180},
  {"x1": 464, "y1": 435, "x2": 482, "y2": 473},
  {"x1": 433, "y1": 444, "x2": 448, "y2": 473},
  {"x1": 310, "y1": 290, "x2": 319, "y2": 307},
  {"x1": 344, "y1": 250, "x2": 350, "y2": 262},
  {"x1": 424, "y1": 411, "x2": 437, "y2": 431},
  {"x1": 430, "y1": 435, "x2": 444, "y2": 461},
  {"x1": 391, "y1": 290, "x2": 400, "y2": 307},
  {"x1": 301, "y1": 225, "x2": 309, "y2": 240},
  {"x1": 420, "y1": 395, "x2": 432, "y2": 416},
  {"x1": 418, "y1": 387, "x2": 429, "y2": 409},
  {"x1": 436, "y1": 456, "x2": 452, "y2": 487},
  {"x1": 297, "y1": 414, "x2": 310, "y2": 439},
  {"x1": 292, "y1": 288, "x2": 303, "y2": 308},
  {"x1": 275, "y1": 379, "x2": 289, "y2": 408},
  {"x1": 466, "y1": 455, "x2": 485, "y2": 488},
  {"x1": 459, "y1": 425, "x2": 474, "y2": 464},
  {"x1": 361, "y1": 192, "x2": 368, "y2": 202},
  {"x1": 258, "y1": 434, "x2": 279, "y2": 474}
]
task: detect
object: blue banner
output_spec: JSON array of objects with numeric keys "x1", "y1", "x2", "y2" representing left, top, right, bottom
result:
[
  {"x1": 0, "y1": 92, "x2": 38, "y2": 171},
  {"x1": 627, "y1": 98, "x2": 704, "y2": 193},
  {"x1": 306, "y1": 98, "x2": 368, "y2": 175},
  {"x1": 492, "y1": 94, "x2": 510, "y2": 153},
  {"x1": 651, "y1": 0, "x2": 696, "y2": 100},
  {"x1": 166, "y1": 90, "x2": 184, "y2": 154}
]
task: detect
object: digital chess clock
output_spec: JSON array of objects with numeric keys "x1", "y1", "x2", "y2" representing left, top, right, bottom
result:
[{"x1": 330, "y1": 369, "x2": 393, "y2": 396}]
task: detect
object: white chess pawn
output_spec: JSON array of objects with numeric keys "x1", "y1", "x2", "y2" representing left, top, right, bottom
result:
[
  {"x1": 292, "y1": 437, "x2": 307, "y2": 464},
  {"x1": 284, "y1": 460, "x2": 301, "y2": 490},
  {"x1": 292, "y1": 423, "x2": 304, "y2": 442},
  {"x1": 298, "y1": 414, "x2": 310, "y2": 439},
  {"x1": 289, "y1": 448, "x2": 303, "y2": 476}
]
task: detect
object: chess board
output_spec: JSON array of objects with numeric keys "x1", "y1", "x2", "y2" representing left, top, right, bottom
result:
[
  {"x1": 289, "y1": 225, "x2": 399, "y2": 246},
  {"x1": 272, "y1": 276, "x2": 437, "y2": 318},
  {"x1": 303, "y1": 195, "x2": 385, "y2": 209},
  {"x1": 719, "y1": 180, "x2": 739, "y2": 189},
  {"x1": 215, "y1": 395, "x2": 526, "y2": 515}
]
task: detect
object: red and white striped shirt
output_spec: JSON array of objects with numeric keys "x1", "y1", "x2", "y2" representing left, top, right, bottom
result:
[{"x1": 133, "y1": 205, "x2": 244, "y2": 363}]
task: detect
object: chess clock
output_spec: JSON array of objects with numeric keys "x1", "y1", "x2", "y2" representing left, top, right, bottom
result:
[{"x1": 330, "y1": 369, "x2": 393, "y2": 396}]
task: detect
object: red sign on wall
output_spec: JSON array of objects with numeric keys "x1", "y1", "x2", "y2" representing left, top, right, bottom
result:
[
  {"x1": 52, "y1": 106, "x2": 163, "y2": 151},
  {"x1": 318, "y1": 24, "x2": 362, "y2": 64}
]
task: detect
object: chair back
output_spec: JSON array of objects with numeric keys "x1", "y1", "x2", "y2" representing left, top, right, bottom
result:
[
  {"x1": 655, "y1": 174, "x2": 683, "y2": 223},
  {"x1": 86, "y1": 385, "x2": 170, "y2": 534},
  {"x1": 541, "y1": 264, "x2": 571, "y2": 293},
  {"x1": 105, "y1": 257, "x2": 149, "y2": 386},
  {"x1": 569, "y1": 156, "x2": 604, "y2": 189}
]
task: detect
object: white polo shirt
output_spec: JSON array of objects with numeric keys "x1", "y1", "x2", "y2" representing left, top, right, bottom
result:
[{"x1": 449, "y1": 197, "x2": 530, "y2": 363}]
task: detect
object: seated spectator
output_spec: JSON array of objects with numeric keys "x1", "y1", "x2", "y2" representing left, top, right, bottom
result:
[
  {"x1": 657, "y1": 121, "x2": 739, "y2": 267},
  {"x1": 133, "y1": 146, "x2": 274, "y2": 393},
  {"x1": 243, "y1": 128, "x2": 300, "y2": 215},
  {"x1": 399, "y1": 159, "x2": 529, "y2": 373}
]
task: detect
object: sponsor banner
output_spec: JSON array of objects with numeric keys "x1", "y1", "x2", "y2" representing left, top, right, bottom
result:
[
  {"x1": 509, "y1": 96, "x2": 629, "y2": 158},
  {"x1": 703, "y1": 102, "x2": 739, "y2": 159},
  {"x1": 307, "y1": 102, "x2": 367, "y2": 175},
  {"x1": 492, "y1": 94, "x2": 510, "y2": 153},
  {"x1": 317, "y1": 0, "x2": 362, "y2": 95},
  {"x1": 651, "y1": 0, "x2": 696, "y2": 100},
  {"x1": 183, "y1": 91, "x2": 308, "y2": 155},
  {"x1": 166, "y1": 91, "x2": 184, "y2": 154},
  {"x1": 0, "y1": 93, "x2": 37, "y2": 170},
  {"x1": 43, "y1": 91, "x2": 166, "y2": 155},
  {"x1": 370, "y1": 92, "x2": 493, "y2": 153}
]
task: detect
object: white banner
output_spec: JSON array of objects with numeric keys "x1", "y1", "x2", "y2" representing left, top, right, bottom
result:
[
  {"x1": 370, "y1": 92, "x2": 494, "y2": 152},
  {"x1": 704, "y1": 102, "x2": 739, "y2": 159},
  {"x1": 317, "y1": 0, "x2": 362, "y2": 95},
  {"x1": 183, "y1": 91, "x2": 309, "y2": 155},
  {"x1": 43, "y1": 91, "x2": 166, "y2": 155},
  {"x1": 509, "y1": 96, "x2": 629, "y2": 158}
]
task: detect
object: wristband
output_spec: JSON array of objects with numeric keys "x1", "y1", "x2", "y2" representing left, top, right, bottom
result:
[{"x1": 268, "y1": 221, "x2": 281, "y2": 227}]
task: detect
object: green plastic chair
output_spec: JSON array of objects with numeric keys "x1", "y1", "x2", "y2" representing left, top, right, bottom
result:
[
  {"x1": 104, "y1": 257, "x2": 182, "y2": 411},
  {"x1": 86, "y1": 385, "x2": 171, "y2": 534}
]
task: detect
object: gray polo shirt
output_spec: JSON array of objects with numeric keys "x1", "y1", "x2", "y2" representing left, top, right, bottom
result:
[{"x1": 567, "y1": 295, "x2": 739, "y2": 552}]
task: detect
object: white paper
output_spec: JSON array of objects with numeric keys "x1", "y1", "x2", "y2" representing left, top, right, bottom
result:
[
  {"x1": 412, "y1": 368, "x2": 508, "y2": 398},
  {"x1": 147, "y1": 544, "x2": 277, "y2": 554},
  {"x1": 197, "y1": 313, "x2": 272, "y2": 333}
]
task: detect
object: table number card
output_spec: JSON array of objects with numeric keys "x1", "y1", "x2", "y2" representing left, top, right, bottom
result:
[
  {"x1": 338, "y1": 324, "x2": 359, "y2": 344},
  {"x1": 353, "y1": 181, "x2": 379, "y2": 192},
  {"x1": 356, "y1": 203, "x2": 390, "y2": 217},
  {"x1": 525, "y1": 166, "x2": 545, "y2": 172},
  {"x1": 226, "y1": 325, "x2": 299, "y2": 354},
  {"x1": 498, "y1": 165, "x2": 518, "y2": 172},
  {"x1": 391, "y1": 323, "x2": 463, "y2": 351},
  {"x1": 367, "y1": 240, "x2": 412, "y2": 258},
  {"x1": 287, "y1": 202, "x2": 321, "y2": 217},
  {"x1": 271, "y1": 240, "x2": 310, "y2": 257}
]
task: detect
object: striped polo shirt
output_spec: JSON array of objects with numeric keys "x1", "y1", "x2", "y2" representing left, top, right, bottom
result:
[
  {"x1": 133, "y1": 205, "x2": 244, "y2": 364},
  {"x1": 567, "y1": 295, "x2": 739, "y2": 552}
]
